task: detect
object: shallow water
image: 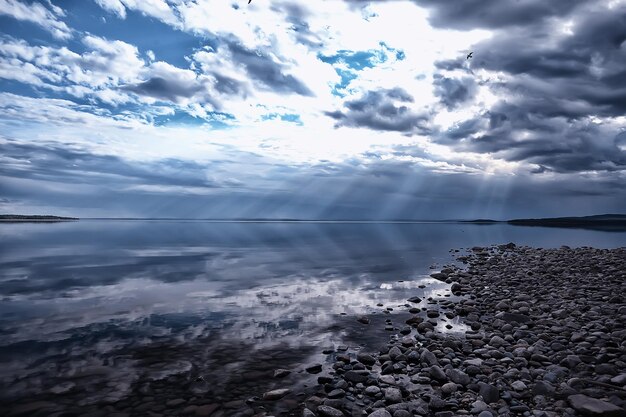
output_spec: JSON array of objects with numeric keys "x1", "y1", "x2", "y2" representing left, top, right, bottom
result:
[{"x1": 0, "y1": 221, "x2": 624, "y2": 412}]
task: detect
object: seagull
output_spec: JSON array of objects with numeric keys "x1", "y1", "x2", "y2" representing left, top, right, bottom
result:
[
  {"x1": 248, "y1": 0, "x2": 251, "y2": 3},
  {"x1": 467, "y1": 52, "x2": 473, "y2": 60}
]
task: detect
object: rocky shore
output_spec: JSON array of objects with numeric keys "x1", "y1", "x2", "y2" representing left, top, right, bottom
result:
[{"x1": 296, "y1": 245, "x2": 626, "y2": 417}]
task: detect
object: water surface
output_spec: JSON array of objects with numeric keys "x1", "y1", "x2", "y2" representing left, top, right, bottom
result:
[{"x1": 1, "y1": 221, "x2": 624, "y2": 412}]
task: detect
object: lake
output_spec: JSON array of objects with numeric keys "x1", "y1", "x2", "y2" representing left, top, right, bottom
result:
[{"x1": 0, "y1": 221, "x2": 624, "y2": 414}]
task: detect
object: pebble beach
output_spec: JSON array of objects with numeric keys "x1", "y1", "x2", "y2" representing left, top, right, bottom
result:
[{"x1": 296, "y1": 244, "x2": 626, "y2": 417}]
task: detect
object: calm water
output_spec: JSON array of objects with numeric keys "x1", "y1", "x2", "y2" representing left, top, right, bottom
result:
[{"x1": 0, "y1": 221, "x2": 624, "y2": 410}]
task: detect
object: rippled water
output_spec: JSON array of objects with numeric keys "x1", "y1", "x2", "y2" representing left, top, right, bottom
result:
[{"x1": 0, "y1": 221, "x2": 624, "y2": 412}]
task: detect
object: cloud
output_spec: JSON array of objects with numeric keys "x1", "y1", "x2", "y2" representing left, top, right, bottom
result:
[
  {"x1": 325, "y1": 87, "x2": 431, "y2": 133},
  {"x1": 430, "y1": 0, "x2": 626, "y2": 174},
  {"x1": 95, "y1": 0, "x2": 180, "y2": 27},
  {"x1": 432, "y1": 74, "x2": 477, "y2": 110},
  {"x1": 0, "y1": 35, "x2": 144, "y2": 99},
  {"x1": 122, "y1": 61, "x2": 217, "y2": 106},
  {"x1": 416, "y1": 0, "x2": 589, "y2": 30},
  {"x1": 225, "y1": 40, "x2": 314, "y2": 96},
  {"x1": 0, "y1": 0, "x2": 71, "y2": 39}
]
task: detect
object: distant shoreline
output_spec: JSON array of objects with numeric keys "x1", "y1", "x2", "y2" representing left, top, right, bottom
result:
[
  {"x1": 1, "y1": 214, "x2": 624, "y2": 230},
  {"x1": 0, "y1": 215, "x2": 78, "y2": 222}
]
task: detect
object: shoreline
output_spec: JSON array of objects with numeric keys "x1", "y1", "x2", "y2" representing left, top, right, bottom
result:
[{"x1": 294, "y1": 244, "x2": 626, "y2": 417}]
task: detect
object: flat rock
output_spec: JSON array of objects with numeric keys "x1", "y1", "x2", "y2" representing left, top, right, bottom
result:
[
  {"x1": 262, "y1": 388, "x2": 291, "y2": 400},
  {"x1": 568, "y1": 394, "x2": 624, "y2": 417},
  {"x1": 318, "y1": 405, "x2": 345, "y2": 417}
]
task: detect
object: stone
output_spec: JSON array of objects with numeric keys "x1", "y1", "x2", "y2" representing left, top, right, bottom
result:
[
  {"x1": 568, "y1": 394, "x2": 624, "y2": 417},
  {"x1": 328, "y1": 389, "x2": 346, "y2": 399},
  {"x1": 195, "y1": 404, "x2": 219, "y2": 416},
  {"x1": 368, "y1": 410, "x2": 392, "y2": 417},
  {"x1": 477, "y1": 412, "x2": 494, "y2": 417},
  {"x1": 511, "y1": 380, "x2": 527, "y2": 391},
  {"x1": 274, "y1": 368, "x2": 291, "y2": 378},
  {"x1": 365, "y1": 386, "x2": 381, "y2": 396},
  {"x1": 430, "y1": 365, "x2": 447, "y2": 382},
  {"x1": 479, "y1": 382, "x2": 499, "y2": 403},
  {"x1": 420, "y1": 349, "x2": 438, "y2": 366},
  {"x1": 489, "y1": 336, "x2": 506, "y2": 348},
  {"x1": 446, "y1": 368, "x2": 470, "y2": 386},
  {"x1": 441, "y1": 382, "x2": 457, "y2": 395},
  {"x1": 262, "y1": 388, "x2": 291, "y2": 400},
  {"x1": 408, "y1": 297, "x2": 422, "y2": 303},
  {"x1": 384, "y1": 388, "x2": 402, "y2": 403},
  {"x1": 358, "y1": 316, "x2": 370, "y2": 324},
  {"x1": 318, "y1": 405, "x2": 346, "y2": 417},
  {"x1": 344, "y1": 370, "x2": 369, "y2": 383},
  {"x1": 610, "y1": 374, "x2": 626, "y2": 385},
  {"x1": 303, "y1": 409, "x2": 316, "y2": 417},
  {"x1": 357, "y1": 352, "x2": 377, "y2": 366},
  {"x1": 306, "y1": 363, "x2": 323, "y2": 374},
  {"x1": 166, "y1": 398, "x2": 186, "y2": 407}
]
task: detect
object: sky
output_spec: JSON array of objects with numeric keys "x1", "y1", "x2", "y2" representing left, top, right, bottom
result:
[{"x1": 0, "y1": 0, "x2": 624, "y2": 220}]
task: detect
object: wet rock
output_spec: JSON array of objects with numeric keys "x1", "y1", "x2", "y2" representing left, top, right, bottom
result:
[
  {"x1": 358, "y1": 316, "x2": 370, "y2": 324},
  {"x1": 407, "y1": 297, "x2": 422, "y2": 303},
  {"x1": 262, "y1": 388, "x2": 291, "y2": 400},
  {"x1": 306, "y1": 364, "x2": 323, "y2": 374},
  {"x1": 357, "y1": 352, "x2": 377, "y2": 366},
  {"x1": 274, "y1": 368, "x2": 291, "y2": 378},
  {"x1": 344, "y1": 370, "x2": 369, "y2": 383}
]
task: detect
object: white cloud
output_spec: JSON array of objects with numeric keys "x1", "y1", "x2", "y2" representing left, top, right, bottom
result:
[
  {"x1": 95, "y1": 0, "x2": 180, "y2": 27},
  {"x1": 0, "y1": 0, "x2": 71, "y2": 39}
]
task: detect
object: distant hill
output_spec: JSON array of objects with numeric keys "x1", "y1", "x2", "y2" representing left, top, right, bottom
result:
[
  {"x1": 0, "y1": 215, "x2": 78, "y2": 222},
  {"x1": 507, "y1": 214, "x2": 626, "y2": 231}
]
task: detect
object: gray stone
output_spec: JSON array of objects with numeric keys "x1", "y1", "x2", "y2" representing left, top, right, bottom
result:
[
  {"x1": 511, "y1": 380, "x2": 527, "y2": 391},
  {"x1": 568, "y1": 394, "x2": 624, "y2": 417},
  {"x1": 384, "y1": 388, "x2": 402, "y2": 403},
  {"x1": 441, "y1": 382, "x2": 457, "y2": 395},
  {"x1": 318, "y1": 405, "x2": 346, "y2": 417},
  {"x1": 262, "y1": 388, "x2": 290, "y2": 400},
  {"x1": 430, "y1": 365, "x2": 447, "y2": 382},
  {"x1": 368, "y1": 410, "x2": 392, "y2": 417},
  {"x1": 344, "y1": 370, "x2": 369, "y2": 383},
  {"x1": 357, "y1": 352, "x2": 376, "y2": 366},
  {"x1": 446, "y1": 368, "x2": 470, "y2": 386},
  {"x1": 420, "y1": 349, "x2": 438, "y2": 366},
  {"x1": 479, "y1": 382, "x2": 499, "y2": 403}
]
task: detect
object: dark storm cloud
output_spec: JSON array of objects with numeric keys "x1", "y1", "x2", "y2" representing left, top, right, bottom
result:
[
  {"x1": 416, "y1": 0, "x2": 589, "y2": 29},
  {"x1": 432, "y1": 74, "x2": 476, "y2": 110},
  {"x1": 124, "y1": 76, "x2": 208, "y2": 103},
  {"x1": 325, "y1": 88, "x2": 430, "y2": 133},
  {"x1": 225, "y1": 41, "x2": 313, "y2": 96},
  {"x1": 0, "y1": 140, "x2": 220, "y2": 188},
  {"x1": 430, "y1": 1, "x2": 626, "y2": 174}
]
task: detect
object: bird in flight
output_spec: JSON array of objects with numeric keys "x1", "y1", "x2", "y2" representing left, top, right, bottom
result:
[
  {"x1": 248, "y1": 0, "x2": 251, "y2": 3},
  {"x1": 467, "y1": 52, "x2": 473, "y2": 60}
]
